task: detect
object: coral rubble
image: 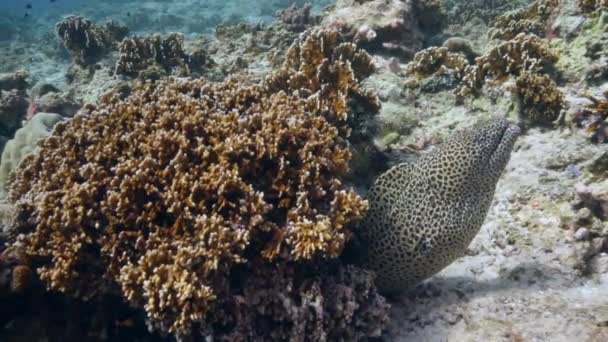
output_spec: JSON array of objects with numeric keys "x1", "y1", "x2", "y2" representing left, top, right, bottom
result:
[
  {"x1": 56, "y1": 16, "x2": 128, "y2": 65},
  {"x1": 7, "y1": 69, "x2": 386, "y2": 338},
  {"x1": 114, "y1": 33, "x2": 207, "y2": 78}
]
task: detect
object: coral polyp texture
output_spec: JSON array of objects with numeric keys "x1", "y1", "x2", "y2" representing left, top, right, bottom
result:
[
  {"x1": 404, "y1": 46, "x2": 469, "y2": 79},
  {"x1": 114, "y1": 33, "x2": 206, "y2": 78},
  {"x1": 515, "y1": 71, "x2": 565, "y2": 126},
  {"x1": 490, "y1": 0, "x2": 559, "y2": 40},
  {"x1": 457, "y1": 33, "x2": 558, "y2": 97},
  {"x1": 56, "y1": 15, "x2": 128, "y2": 65},
  {"x1": 264, "y1": 28, "x2": 379, "y2": 123},
  {"x1": 7, "y1": 75, "x2": 386, "y2": 337}
]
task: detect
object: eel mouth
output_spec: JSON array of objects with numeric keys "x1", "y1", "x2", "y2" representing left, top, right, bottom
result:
[{"x1": 489, "y1": 122, "x2": 520, "y2": 166}]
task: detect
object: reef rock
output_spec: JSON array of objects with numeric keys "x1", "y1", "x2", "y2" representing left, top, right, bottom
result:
[{"x1": 321, "y1": 0, "x2": 423, "y2": 54}]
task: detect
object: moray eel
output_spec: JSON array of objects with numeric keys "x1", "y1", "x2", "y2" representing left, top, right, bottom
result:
[{"x1": 361, "y1": 117, "x2": 520, "y2": 293}]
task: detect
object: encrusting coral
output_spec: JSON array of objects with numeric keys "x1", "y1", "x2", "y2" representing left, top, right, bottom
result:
[
  {"x1": 7, "y1": 31, "x2": 389, "y2": 337},
  {"x1": 114, "y1": 33, "x2": 207, "y2": 79},
  {"x1": 514, "y1": 71, "x2": 565, "y2": 126},
  {"x1": 490, "y1": 0, "x2": 559, "y2": 40},
  {"x1": 457, "y1": 33, "x2": 558, "y2": 97},
  {"x1": 404, "y1": 46, "x2": 469, "y2": 79},
  {"x1": 56, "y1": 15, "x2": 128, "y2": 65}
]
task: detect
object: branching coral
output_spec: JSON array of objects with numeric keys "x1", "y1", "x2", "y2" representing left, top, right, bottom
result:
[
  {"x1": 56, "y1": 16, "x2": 128, "y2": 65},
  {"x1": 404, "y1": 46, "x2": 469, "y2": 79},
  {"x1": 574, "y1": 91, "x2": 608, "y2": 143},
  {"x1": 457, "y1": 33, "x2": 558, "y2": 97},
  {"x1": 515, "y1": 71, "x2": 565, "y2": 125},
  {"x1": 114, "y1": 33, "x2": 207, "y2": 78},
  {"x1": 7, "y1": 75, "x2": 379, "y2": 337},
  {"x1": 577, "y1": 0, "x2": 608, "y2": 13},
  {"x1": 490, "y1": 0, "x2": 559, "y2": 40},
  {"x1": 264, "y1": 29, "x2": 379, "y2": 124}
]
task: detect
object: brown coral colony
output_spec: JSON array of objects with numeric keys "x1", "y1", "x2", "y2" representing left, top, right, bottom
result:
[{"x1": 7, "y1": 29, "x2": 387, "y2": 338}]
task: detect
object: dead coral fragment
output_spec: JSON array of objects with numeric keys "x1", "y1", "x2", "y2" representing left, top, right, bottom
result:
[
  {"x1": 114, "y1": 33, "x2": 206, "y2": 78},
  {"x1": 458, "y1": 33, "x2": 558, "y2": 97},
  {"x1": 515, "y1": 71, "x2": 565, "y2": 125},
  {"x1": 56, "y1": 15, "x2": 128, "y2": 65},
  {"x1": 404, "y1": 46, "x2": 468, "y2": 79},
  {"x1": 8, "y1": 77, "x2": 368, "y2": 336},
  {"x1": 574, "y1": 91, "x2": 608, "y2": 143},
  {"x1": 578, "y1": 0, "x2": 608, "y2": 13},
  {"x1": 490, "y1": 0, "x2": 559, "y2": 40},
  {"x1": 264, "y1": 29, "x2": 379, "y2": 123}
]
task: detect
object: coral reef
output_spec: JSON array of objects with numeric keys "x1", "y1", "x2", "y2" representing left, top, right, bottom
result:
[
  {"x1": 577, "y1": 0, "x2": 608, "y2": 13},
  {"x1": 0, "y1": 90, "x2": 28, "y2": 138},
  {"x1": 274, "y1": 3, "x2": 316, "y2": 32},
  {"x1": 0, "y1": 71, "x2": 28, "y2": 92},
  {"x1": 28, "y1": 91, "x2": 81, "y2": 119},
  {"x1": 404, "y1": 46, "x2": 468, "y2": 79},
  {"x1": 56, "y1": 16, "x2": 128, "y2": 65},
  {"x1": 320, "y1": 0, "x2": 423, "y2": 53},
  {"x1": 442, "y1": 37, "x2": 480, "y2": 62},
  {"x1": 114, "y1": 33, "x2": 207, "y2": 78},
  {"x1": 457, "y1": 33, "x2": 558, "y2": 97},
  {"x1": 440, "y1": 0, "x2": 528, "y2": 25},
  {"x1": 201, "y1": 22, "x2": 297, "y2": 81},
  {"x1": 7, "y1": 73, "x2": 386, "y2": 338},
  {"x1": 264, "y1": 29, "x2": 379, "y2": 123},
  {"x1": 0, "y1": 113, "x2": 63, "y2": 199},
  {"x1": 514, "y1": 71, "x2": 565, "y2": 126},
  {"x1": 209, "y1": 261, "x2": 389, "y2": 341},
  {"x1": 490, "y1": 0, "x2": 559, "y2": 40},
  {"x1": 573, "y1": 91, "x2": 608, "y2": 143}
]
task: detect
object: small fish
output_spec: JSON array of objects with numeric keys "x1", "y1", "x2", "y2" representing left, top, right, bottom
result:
[
  {"x1": 127, "y1": 12, "x2": 131, "y2": 17},
  {"x1": 26, "y1": 3, "x2": 32, "y2": 9},
  {"x1": 50, "y1": 0, "x2": 57, "y2": 2},
  {"x1": 24, "y1": 13, "x2": 29, "y2": 18}
]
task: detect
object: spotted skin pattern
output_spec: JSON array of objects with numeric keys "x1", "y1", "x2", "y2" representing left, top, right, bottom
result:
[{"x1": 361, "y1": 118, "x2": 520, "y2": 293}]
